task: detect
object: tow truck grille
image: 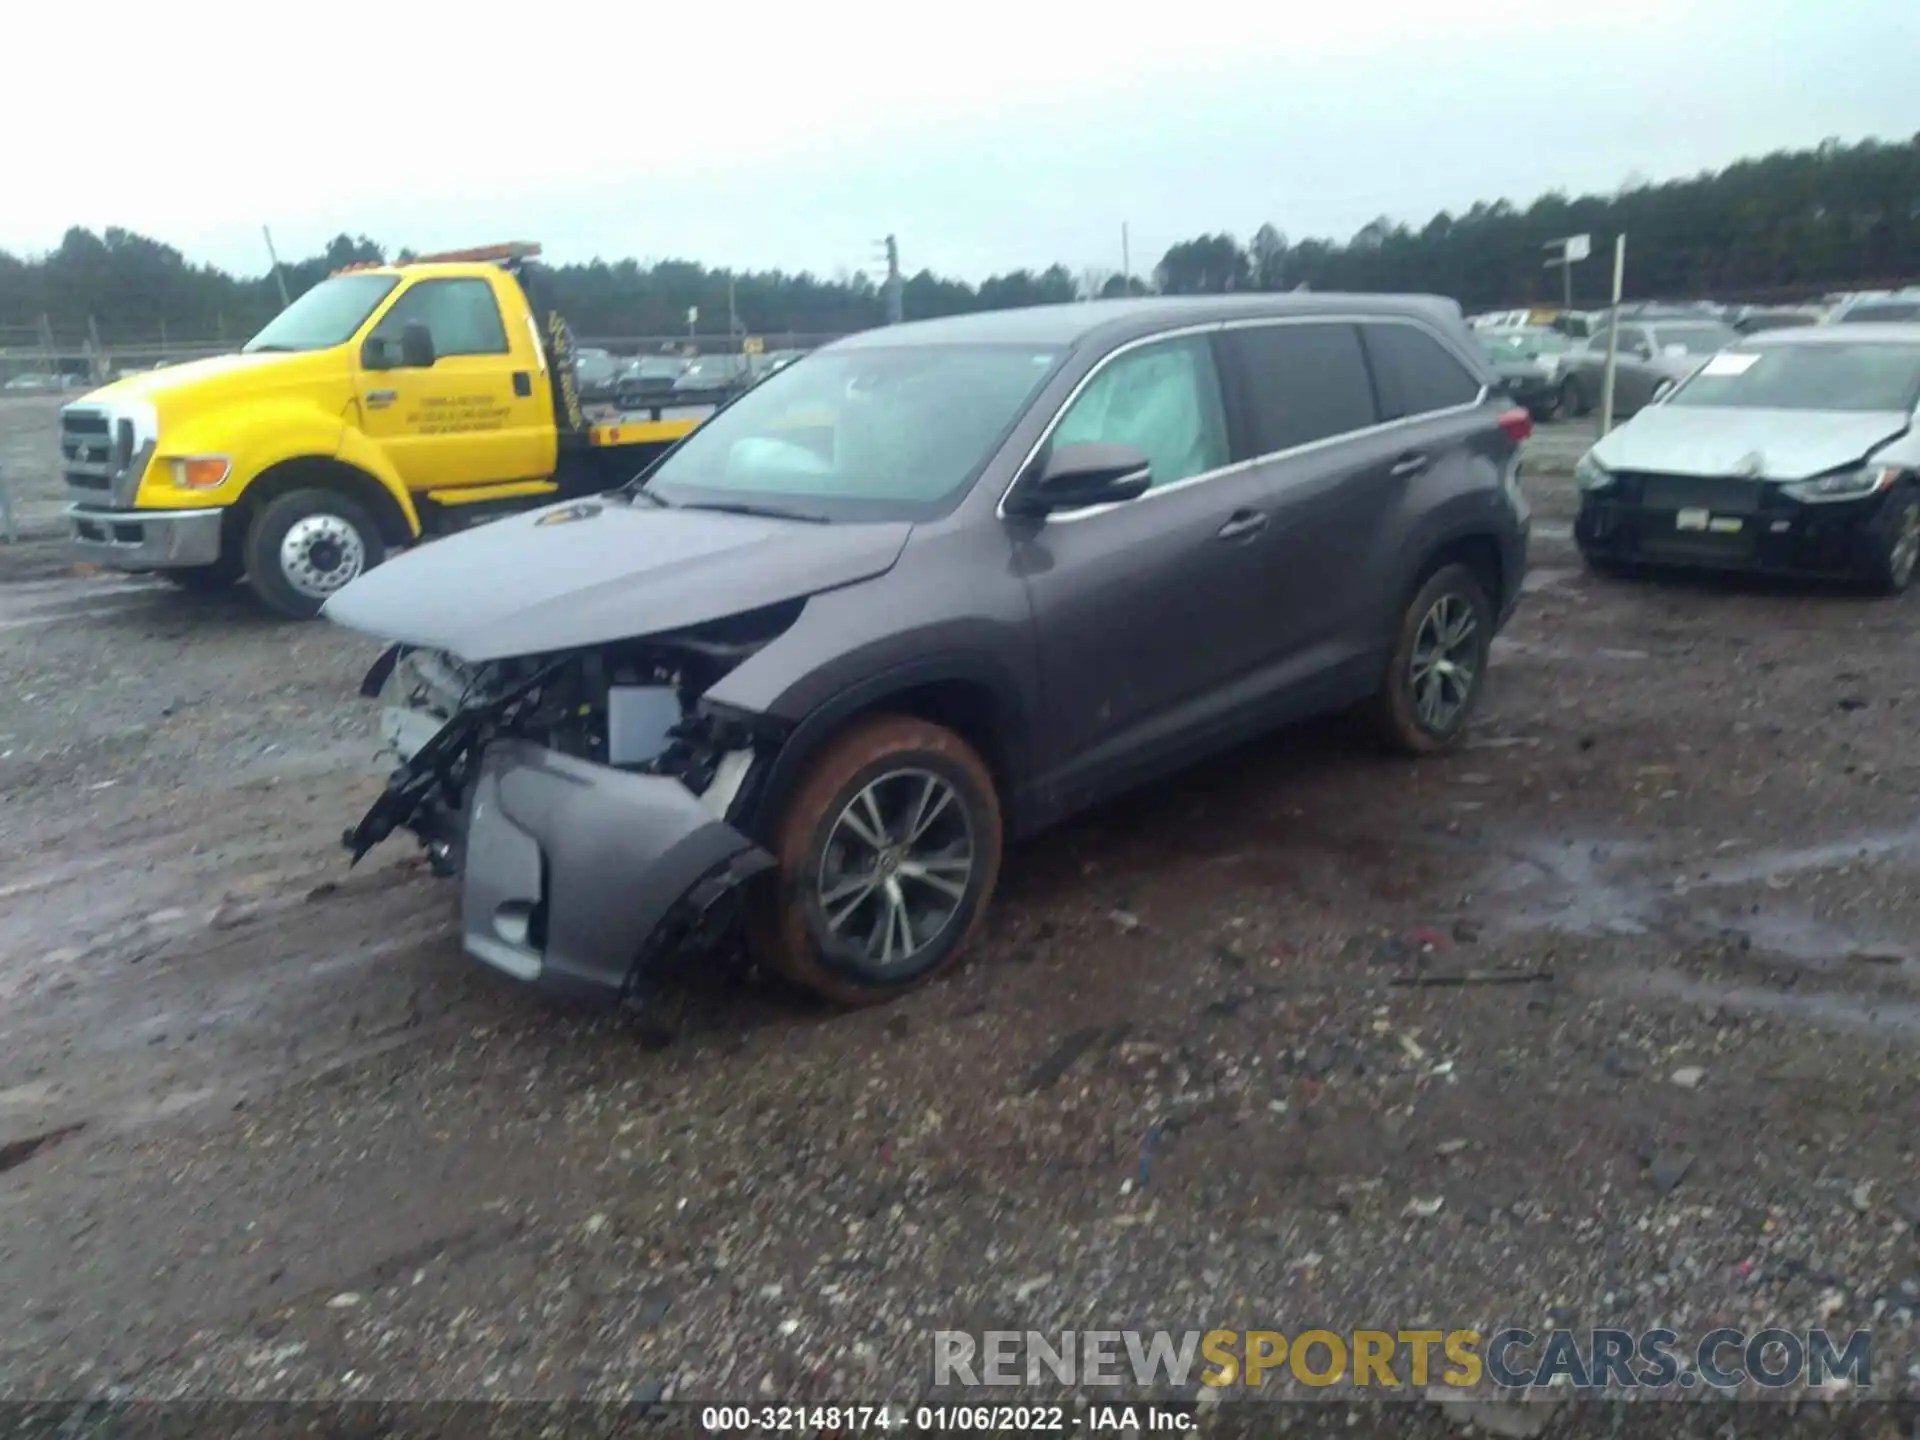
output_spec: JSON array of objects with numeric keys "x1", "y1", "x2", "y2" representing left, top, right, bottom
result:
[{"x1": 61, "y1": 410, "x2": 139, "y2": 504}]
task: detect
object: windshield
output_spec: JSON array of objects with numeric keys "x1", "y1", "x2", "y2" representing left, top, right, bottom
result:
[
  {"x1": 1667, "y1": 342, "x2": 1920, "y2": 412},
  {"x1": 1839, "y1": 301, "x2": 1920, "y2": 324},
  {"x1": 243, "y1": 274, "x2": 399, "y2": 353},
  {"x1": 1481, "y1": 330, "x2": 1568, "y2": 360},
  {"x1": 1650, "y1": 325, "x2": 1736, "y2": 354},
  {"x1": 640, "y1": 343, "x2": 1064, "y2": 521}
]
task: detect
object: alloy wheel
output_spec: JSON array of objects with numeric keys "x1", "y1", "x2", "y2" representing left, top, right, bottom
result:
[
  {"x1": 1891, "y1": 503, "x2": 1920, "y2": 587},
  {"x1": 1408, "y1": 593, "x2": 1479, "y2": 732},
  {"x1": 815, "y1": 768, "x2": 976, "y2": 970}
]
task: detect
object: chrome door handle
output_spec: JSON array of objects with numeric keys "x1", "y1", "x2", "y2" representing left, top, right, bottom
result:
[
  {"x1": 1389, "y1": 451, "x2": 1429, "y2": 478},
  {"x1": 1217, "y1": 509, "x2": 1268, "y2": 541},
  {"x1": 365, "y1": 390, "x2": 397, "y2": 409}
]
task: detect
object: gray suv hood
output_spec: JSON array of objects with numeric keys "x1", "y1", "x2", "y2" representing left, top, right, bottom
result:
[
  {"x1": 323, "y1": 496, "x2": 912, "y2": 661},
  {"x1": 1590, "y1": 406, "x2": 1912, "y2": 482}
]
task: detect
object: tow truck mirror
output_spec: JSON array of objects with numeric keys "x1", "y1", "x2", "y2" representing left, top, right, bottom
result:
[{"x1": 400, "y1": 322, "x2": 437, "y2": 370}]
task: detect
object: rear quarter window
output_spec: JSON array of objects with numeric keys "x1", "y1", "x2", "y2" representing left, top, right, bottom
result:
[
  {"x1": 1219, "y1": 321, "x2": 1379, "y2": 457},
  {"x1": 1363, "y1": 322, "x2": 1483, "y2": 420}
]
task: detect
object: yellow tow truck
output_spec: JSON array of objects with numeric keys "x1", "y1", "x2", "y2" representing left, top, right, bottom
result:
[{"x1": 60, "y1": 244, "x2": 713, "y2": 617}]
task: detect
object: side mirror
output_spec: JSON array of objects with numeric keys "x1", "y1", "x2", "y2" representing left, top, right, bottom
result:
[
  {"x1": 1006, "y1": 442, "x2": 1152, "y2": 517},
  {"x1": 400, "y1": 321, "x2": 436, "y2": 369}
]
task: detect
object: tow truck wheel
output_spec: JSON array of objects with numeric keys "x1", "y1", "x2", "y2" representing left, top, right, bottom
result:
[
  {"x1": 747, "y1": 714, "x2": 1003, "y2": 1007},
  {"x1": 244, "y1": 489, "x2": 386, "y2": 620},
  {"x1": 1864, "y1": 487, "x2": 1920, "y2": 597}
]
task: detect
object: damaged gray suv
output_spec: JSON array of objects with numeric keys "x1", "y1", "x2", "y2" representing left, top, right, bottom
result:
[{"x1": 326, "y1": 295, "x2": 1532, "y2": 1007}]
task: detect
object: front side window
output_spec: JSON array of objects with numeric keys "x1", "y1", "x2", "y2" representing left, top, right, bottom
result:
[
  {"x1": 244, "y1": 274, "x2": 399, "y2": 354},
  {"x1": 1363, "y1": 322, "x2": 1482, "y2": 419},
  {"x1": 641, "y1": 344, "x2": 1063, "y2": 521},
  {"x1": 1051, "y1": 336, "x2": 1230, "y2": 490},
  {"x1": 367, "y1": 278, "x2": 510, "y2": 360}
]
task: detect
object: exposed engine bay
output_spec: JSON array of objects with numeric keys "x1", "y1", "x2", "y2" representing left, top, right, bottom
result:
[{"x1": 342, "y1": 598, "x2": 804, "y2": 873}]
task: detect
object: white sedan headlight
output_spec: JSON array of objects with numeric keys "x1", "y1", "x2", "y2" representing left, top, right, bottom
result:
[
  {"x1": 1574, "y1": 452, "x2": 1615, "y2": 492},
  {"x1": 1781, "y1": 465, "x2": 1902, "y2": 504}
]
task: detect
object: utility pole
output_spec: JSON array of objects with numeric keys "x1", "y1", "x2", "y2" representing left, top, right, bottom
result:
[
  {"x1": 262, "y1": 226, "x2": 291, "y2": 309},
  {"x1": 1121, "y1": 222, "x2": 1131, "y2": 294},
  {"x1": 1599, "y1": 234, "x2": 1627, "y2": 435},
  {"x1": 874, "y1": 234, "x2": 904, "y2": 325}
]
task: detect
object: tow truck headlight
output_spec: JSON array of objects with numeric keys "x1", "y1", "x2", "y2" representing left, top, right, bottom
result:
[
  {"x1": 1574, "y1": 452, "x2": 1615, "y2": 492},
  {"x1": 1781, "y1": 465, "x2": 1901, "y2": 504},
  {"x1": 170, "y1": 456, "x2": 232, "y2": 490}
]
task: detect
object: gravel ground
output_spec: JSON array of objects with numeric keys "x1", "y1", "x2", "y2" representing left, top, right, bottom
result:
[{"x1": 1, "y1": 395, "x2": 1918, "y2": 1432}]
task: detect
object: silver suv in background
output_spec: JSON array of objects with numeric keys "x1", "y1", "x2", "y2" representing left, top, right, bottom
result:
[{"x1": 325, "y1": 294, "x2": 1533, "y2": 1010}]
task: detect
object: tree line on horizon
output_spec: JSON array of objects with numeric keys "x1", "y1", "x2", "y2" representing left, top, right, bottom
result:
[{"x1": 2, "y1": 134, "x2": 1913, "y2": 350}]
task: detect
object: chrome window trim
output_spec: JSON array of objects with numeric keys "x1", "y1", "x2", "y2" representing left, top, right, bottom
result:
[{"x1": 994, "y1": 312, "x2": 1491, "y2": 525}]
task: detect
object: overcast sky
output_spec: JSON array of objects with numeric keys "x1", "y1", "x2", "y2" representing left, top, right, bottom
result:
[{"x1": 7, "y1": 0, "x2": 1915, "y2": 283}]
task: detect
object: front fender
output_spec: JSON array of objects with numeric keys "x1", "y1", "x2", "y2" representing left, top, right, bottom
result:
[{"x1": 335, "y1": 427, "x2": 423, "y2": 536}]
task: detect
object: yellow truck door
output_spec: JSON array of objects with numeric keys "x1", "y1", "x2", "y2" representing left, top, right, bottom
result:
[{"x1": 352, "y1": 273, "x2": 557, "y2": 491}]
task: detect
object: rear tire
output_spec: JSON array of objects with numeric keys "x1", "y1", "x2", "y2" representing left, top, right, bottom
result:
[
  {"x1": 1863, "y1": 486, "x2": 1920, "y2": 597},
  {"x1": 1559, "y1": 377, "x2": 1587, "y2": 418},
  {"x1": 243, "y1": 488, "x2": 387, "y2": 620},
  {"x1": 746, "y1": 715, "x2": 1003, "y2": 1007},
  {"x1": 1366, "y1": 563, "x2": 1495, "y2": 756}
]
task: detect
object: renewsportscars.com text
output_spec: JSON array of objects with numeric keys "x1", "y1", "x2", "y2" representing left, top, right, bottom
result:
[{"x1": 932, "y1": 1327, "x2": 1873, "y2": 1392}]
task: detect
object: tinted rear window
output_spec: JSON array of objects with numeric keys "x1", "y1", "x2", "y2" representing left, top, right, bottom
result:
[
  {"x1": 1363, "y1": 323, "x2": 1483, "y2": 419},
  {"x1": 1221, "y1": 322, "x2": 1378, "y2": 456}
]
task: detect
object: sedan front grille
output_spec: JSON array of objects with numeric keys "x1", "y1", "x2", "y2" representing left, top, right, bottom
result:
[{"x1": 1622, "y1": 472, "x2": 1763, "y2": 515}]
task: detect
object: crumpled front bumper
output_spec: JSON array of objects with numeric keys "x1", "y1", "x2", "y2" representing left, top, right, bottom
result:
[{"x1": 457, "y1": 740, "x2": 772, "y2": 1001}]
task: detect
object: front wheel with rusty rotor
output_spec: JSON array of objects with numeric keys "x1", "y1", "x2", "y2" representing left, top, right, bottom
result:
[{"x1": 746, "y1": 714, "x2": 1003, "y2": 1006}]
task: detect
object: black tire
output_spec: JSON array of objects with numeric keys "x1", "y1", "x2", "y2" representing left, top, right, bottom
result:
[
  {"x1": 1366, "y1": 563, "x2": 1495, "y2": 756},
  {"x1": 159, "y1": 556, "x2": 242, "y2": 593},
  {"x1": 745, "y1": 715, "x2": 1003, "y2": 1007},
  {"x1": 242, "y1": 488, "x2": 387, "y2": 620},
  {"x1": 1558, "y1": 377, "x2": 1587, "y2": 418},
  {"x1": 1863, "y1": 486, "x2": 1920, "y2": 597}
]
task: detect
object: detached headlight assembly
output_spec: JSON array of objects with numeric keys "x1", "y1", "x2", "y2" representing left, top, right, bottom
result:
[
  {"x1": 1574, "y1": 452, "x2": 1615, "y2": 492},
  {"x1": 1781, "y1": 465, "x2": 1902, "y2": 504}
]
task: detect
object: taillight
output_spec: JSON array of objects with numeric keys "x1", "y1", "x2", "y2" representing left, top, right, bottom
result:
[{"x1": 1497, "y1": 407, "x2": 1533, "y2": 443}]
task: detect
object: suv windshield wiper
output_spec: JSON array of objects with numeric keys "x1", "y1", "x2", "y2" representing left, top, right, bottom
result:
[{"x1": 674, "y1": 500, "x2": 830, "y2": 524}]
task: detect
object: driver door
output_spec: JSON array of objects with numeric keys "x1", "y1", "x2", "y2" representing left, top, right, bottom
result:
[
  {"x1": 353, "y1": 276, "x2": 553, "y2": 491},
  {"x1": 1013, "y1": 332, "x2": 1277, "y2": 813}
]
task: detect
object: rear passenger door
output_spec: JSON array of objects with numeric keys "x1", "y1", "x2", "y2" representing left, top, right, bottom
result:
[{"x1": 1215, "y1": 319, "x2": 1400, "y2": 688}]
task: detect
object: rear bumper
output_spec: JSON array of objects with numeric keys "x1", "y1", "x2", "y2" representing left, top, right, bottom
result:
[
  {"x1": 1575, "y1": 485, "x2": 1889, "y2": 577},
  {"x1": 459, "y1": 740, "x2": 773, "y2": 1002},
  {"x1": 67, "y1": 504, "x2": 224, "y2": 569}
]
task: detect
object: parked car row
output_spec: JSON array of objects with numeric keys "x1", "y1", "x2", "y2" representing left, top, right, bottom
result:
[{"x1": 576, "y1": 346, "x2": 814, "y2": 411}]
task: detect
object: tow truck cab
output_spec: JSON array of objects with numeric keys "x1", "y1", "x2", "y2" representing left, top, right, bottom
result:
[{"x1": 60, "y1": 243, "x2": 707, "y2": 618}]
